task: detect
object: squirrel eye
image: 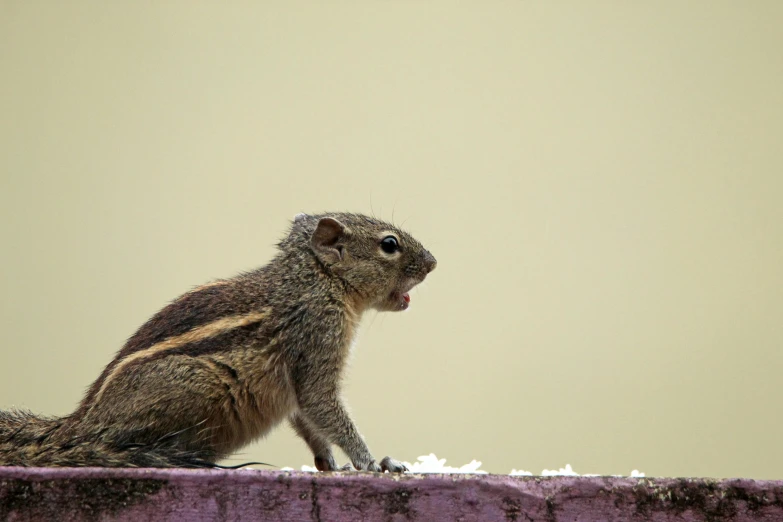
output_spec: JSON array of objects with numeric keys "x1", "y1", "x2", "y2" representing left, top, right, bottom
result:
[{"x1": 380, "y1": 236, "x2": 399, "y2": 254}]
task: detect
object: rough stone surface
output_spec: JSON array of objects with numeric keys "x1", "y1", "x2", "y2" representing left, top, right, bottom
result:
[{"x1": 1, "y1": 467, "x2": 782, "y2": 521}]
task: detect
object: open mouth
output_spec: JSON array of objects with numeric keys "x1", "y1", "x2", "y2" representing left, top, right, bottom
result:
[
  {"x1": 390, "y1": 281, "x2": 419, "y2": 311},
  {"x1": 389, "y1": 291, "x2": 411, "y2": 310}
]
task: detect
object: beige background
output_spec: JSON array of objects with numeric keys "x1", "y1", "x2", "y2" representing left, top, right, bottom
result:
[{"x1": 1, "y1": 1, "x2": 781, "y2": 478}]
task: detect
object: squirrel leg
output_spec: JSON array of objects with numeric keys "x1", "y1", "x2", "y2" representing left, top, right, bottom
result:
[
  {"x1": 295, "y1": 395, "x2": 407, "y2": 473},
  {"x1": 289, "y1": 412, "x2": 341, "y2": 471},
  {"x1": 296, "y1": 388, "x2": 380, "y2": 471}
]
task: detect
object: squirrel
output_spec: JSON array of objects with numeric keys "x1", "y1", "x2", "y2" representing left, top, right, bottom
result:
[{"x1": 0, "y1": 212, "x2": 436, "y2": 472}]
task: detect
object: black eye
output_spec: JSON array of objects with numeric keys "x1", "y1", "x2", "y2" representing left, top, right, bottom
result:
[{"x1": 380, "y1": 236, "x2": 399, "y2": 254}]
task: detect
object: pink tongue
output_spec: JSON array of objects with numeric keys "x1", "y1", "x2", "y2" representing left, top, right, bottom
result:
[{"x1": 402, "y1": 293, "x2": 411, "y2": 303}]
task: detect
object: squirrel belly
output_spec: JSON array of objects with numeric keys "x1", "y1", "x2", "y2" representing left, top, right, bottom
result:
[{"x1": 0, "y1": 213, "x2": 436, "y2": 469}]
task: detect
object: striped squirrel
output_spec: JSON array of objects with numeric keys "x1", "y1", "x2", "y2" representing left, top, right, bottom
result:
[{"x1": 0, "y1": 212, "x2": 436, "y2": 471}]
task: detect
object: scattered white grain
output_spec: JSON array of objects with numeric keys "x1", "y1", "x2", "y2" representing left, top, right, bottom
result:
[
  {"x1": 404, "y1": 453, "x2": 488, "y2": 474},
  {"x1": 541, "y1": 464, "x2": 580, "y2": 476},
  {"x1": 280, "y1": 454, "x2": 645, "y2": 477}
]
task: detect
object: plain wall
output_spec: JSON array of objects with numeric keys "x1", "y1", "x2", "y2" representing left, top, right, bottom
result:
[{"x1": 1, "y1": 1, "x2": 781, "y2": 478}]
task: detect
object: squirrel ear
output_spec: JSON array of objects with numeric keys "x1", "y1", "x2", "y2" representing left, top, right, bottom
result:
[{"x1": 311, "y1": 217, "x2": 346, "y2": 263}]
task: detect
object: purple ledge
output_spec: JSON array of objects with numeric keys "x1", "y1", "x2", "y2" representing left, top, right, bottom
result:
[{"x1": 1, "y1": 467, "x2": 782, "y2": 521}]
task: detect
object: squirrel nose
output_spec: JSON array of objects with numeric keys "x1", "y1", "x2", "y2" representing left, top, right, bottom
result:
[{"x1": 422, "y1": 250, "x2": 437, "y2": 273}]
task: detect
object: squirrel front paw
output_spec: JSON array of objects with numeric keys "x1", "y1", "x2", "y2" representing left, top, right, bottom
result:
[{"x1": 379, "y1": 456, "x2": 408, "y2": 473}]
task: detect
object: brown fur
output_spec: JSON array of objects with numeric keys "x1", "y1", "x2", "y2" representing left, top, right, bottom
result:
[{"x1": 0, "y1": 212, "x2": 436, "y2": 471}]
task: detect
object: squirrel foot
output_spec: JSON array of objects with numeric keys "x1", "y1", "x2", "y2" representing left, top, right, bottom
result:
[
  {"x1": 314, "y1": 454, "x2": 339, "y2": 471},
  {"x1": 346, "y1": 456, "x2": 408, "y2": 473}
]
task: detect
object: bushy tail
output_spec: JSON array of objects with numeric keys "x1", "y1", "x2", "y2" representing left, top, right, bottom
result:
[
  {"x1": 0, "y1": 409, "x2": 61, "y2": 445},
  {"x1": 0, "y1": 409, "x2": 218, "y2": 468}
]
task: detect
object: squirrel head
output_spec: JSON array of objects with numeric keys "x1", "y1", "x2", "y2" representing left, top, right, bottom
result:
[{"x1": 286, "y1": 212, "x2": 436, "y2": 312}]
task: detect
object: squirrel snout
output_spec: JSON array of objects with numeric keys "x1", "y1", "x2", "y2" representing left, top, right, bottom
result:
[{"x1": 422, "y1": 250, "x2": 437, "y2": 273}]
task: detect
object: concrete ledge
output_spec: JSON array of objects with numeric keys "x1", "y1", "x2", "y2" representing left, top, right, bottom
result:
[{"x1": 1, "y1": 467, "x2": 782, "y2": 521}]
